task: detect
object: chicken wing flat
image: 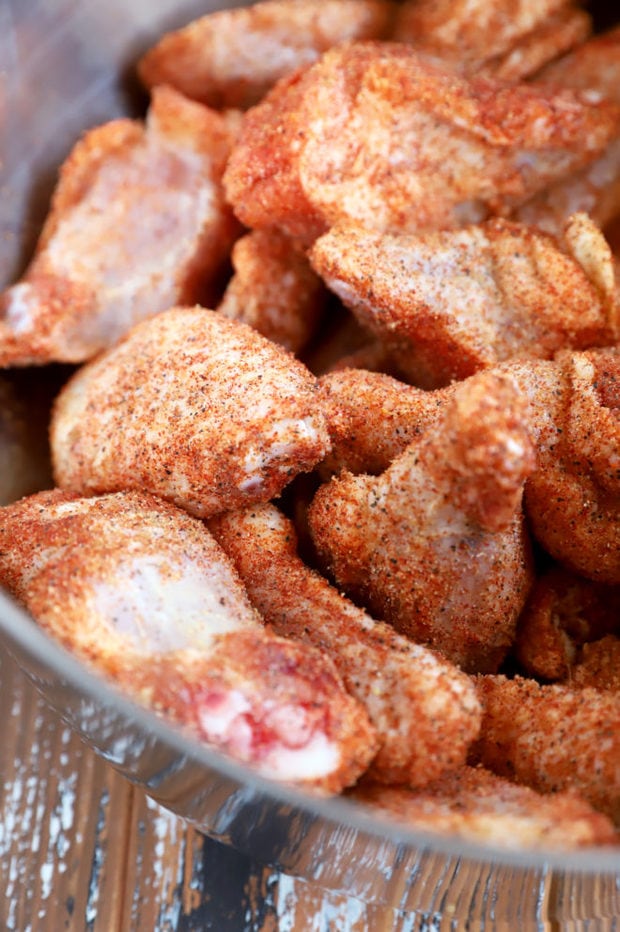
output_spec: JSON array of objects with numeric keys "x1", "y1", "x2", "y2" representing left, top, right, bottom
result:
[
  {"x1": 51, "y1": 308, "x2": 331, "y2": 518},
  {"x1": 0, "y1": 489, "x2": 376, "y2": 792},
  {"x1": 0, "y1": 87, "x2": 241, "y2": 367},
  {"x1": 394, "y1": 0, "x2": 590, "y2": 82},
  {"x1": 474, "y1": 675, "x2": 620, "y2": 822},
  {"x1": 223, "y1": 42, "x2": 620, "y2": 243},
  {"x1": 317, "y1": 368, "x2": 455, "y2": 476},
  {"x1": 138, "y1": 0, "x2": 395, "y2": 110},
  {"x1": 523, "y1": 348, "x2": 620, "y2": 584},
  {"x1": 217, "y1": 229, "x2": 325, "y2": 354},
  {"x1": 308, "y1": 370, "x2": 535, "y2": 673},
  {"x1": 209, "y1": 503, "x2": 481, "y2": 786},
  {"x1": 515, "y1": 567, "x2": 620, "y2": 681},
  {"x1": 350, "y1": 766, "x2": 618, "y2": 849},
  {"x1": 310, "y1": 215, "x2": 617, "y2": 387}
]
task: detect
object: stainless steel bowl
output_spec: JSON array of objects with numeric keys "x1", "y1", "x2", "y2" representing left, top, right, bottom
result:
[{"x1": 2, "y1": 1, "x2": 620, "y2": 924}]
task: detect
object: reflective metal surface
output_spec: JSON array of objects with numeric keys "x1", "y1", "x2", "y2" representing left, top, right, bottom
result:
[{"x1": 2, "y1": 0, "x2": 620, "y2": 922}]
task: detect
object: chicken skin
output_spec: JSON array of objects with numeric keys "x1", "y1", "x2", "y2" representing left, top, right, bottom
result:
[
  {"x1": 51, "y1": 307, "x2": 331, "y2": 518},
  {"x1": 217, "y1": 229, "x2": 326, "y2": 354},
  {"x1": 210, "y1": 503, "x2": 482, "y2": 786},
  {"x1": 0, "y1": 87, "x2": 240, "y2": 366},
  {"x1": 569, "y1": 636, "x2": 620, "y2": 692},
  {"x1": 310, "y1": 214, "x2": 617, "y2": 387},
  {"x1": 517, "y1": 27, "x2": 620, "y2": 236},
  {"x1": 515, "y1": 567, "x2": 620, "y2": 681},
  {"x1": 350, "y1": 765, "x2": 617, "y2": 849},
  {"x1": 474, "y1": 675, "x2": 620, "y2": 822},
  {"x1": 394, "y1": 0, "x2": 590, "y2": 82},
  {"x1": 224, "y1": 42, "x2": 620, "y2": 244},
  {"x1": 535, "y1": 24, "x2": 620, "y2": 94},
  {"x1": 0, "y1": 489, "x2": 376, "y2": 792},
  {"x1": 317, "y1": 368, "x2": 454, "y2": 476},
  {"x1": 317, "y1": 350, "x2": 620, "y2": 585},
  {"x1": 308, "y1": 370, "x2": 535, "y2": 672},
  {"x1": 522, "y1": 348, "x2": 620, "y2": 584},
  {"x1": 138, "y1": 0, "x2": 395, "y2": 109}
]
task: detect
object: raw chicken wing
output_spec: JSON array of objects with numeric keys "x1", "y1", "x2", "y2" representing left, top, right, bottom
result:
[
  {"x1": 138, "y1": 0, "x2": 395, "y2": 109},
  {"x1": 517, "y1": 28, "x2": 620, "y2": 235},
  {"x1": 210, "y1": 503, "x2": 482, "y2": 786},
  {"x1": 311, "y1": 215, "x2": 617, "y2": 387},
  {"x1": 317, "y1": 368, "x2": 454, "y2": 476},
  {"x1": 224, "y1": 43, "x2": 620, "y2": 244},
  {"x1": 217, "y1": 229, "x2": 325, "y2": 353},
  {"x1": 569, "y1": 636, "x2": 620, "y2": 692},
  {"x1": 51, "y1": 308, "x2": 331, "y2": 518},
  {"x1": 350, "y1": 765, "x2": 617, "y2": 849},
  {"x1": 0, "y1": 87, "x2": 241, "y2": 366},
  {"x1": 308, "y1": 370, "x2": 535, "y2": 672},
  {"x1": 474, "y1": 675, "x2": 620, "y2": 822},
  {"x1": 515, "y1": 567, "x2": 620, "y2": 681},
  {"x1": 394, "y1": 0, "x2": 590, "y2": 82},
  {"x1": 0, "y1": 489, "x2": 376, "y2": 792},
  {"x1": 522, "y1": 348, "x2": 620, "y2": 584}
]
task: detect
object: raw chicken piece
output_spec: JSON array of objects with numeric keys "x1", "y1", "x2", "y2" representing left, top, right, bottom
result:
[
  {"x1": 515, "y1": 567, "x2": 620, "y2": 681},
  {"x1": 308, "y1": 370, "x2": 535, "y2": 673},
  {"x1": 310, "y1": 215, "x2": 618, "y2": 387},
  {"x1": 51, "y1": 308, "x2": 331, "y2": 518},
  {"x1": 210, "y1": 503, "x2": 481, "y2": 786},
  {"x1": 474, "y1": 675, "x2": 620, "y2": 822},
  {"x1": 479, "y1": 8, "x2": 591, "y2": 83},
  {"x1": 570, "y1": 636, "x2": 620, "y2": 692},
  {"x1": 394, "y1": 0, "x2": 590, "y2": 82},
  {"x1": 0, "y1": 489, "x2": 376, "y2": 792},
  {"x1": 217, "y1": 229, "x2": 325, "y2": 353},
  {"x1": 516, "y1": 27, "x2": 620, "y2": 236},
  {"x1": 350, "y1": 766, "x2": 618, "y2": 849},
  {"x1": 535, "y1": 24, "x2": 620, "y2": 97},
  {"x1": 317, "y1": 369, "x2": 454, "y2": 476},
  {"x1": 224, "y1": 42, "x2": 620, "y2": 244},
  {"x1": 315, "y1": 350, "x2": 620, "y2": 585},
  {"x1": 138, "y1": 0, "x2": 395, "y2": 109},
  {"x1": 522, "y1": 348, "x2": 620, "y2": 584},
  {"x1": 514, "y1": 139, "x2": 620, "y2": 237},
  {"x1": 0, "y1": 87, "x2": 241, "y2": 366}
]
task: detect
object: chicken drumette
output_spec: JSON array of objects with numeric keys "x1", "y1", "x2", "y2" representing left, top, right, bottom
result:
[
  {"x1": 308, "y1": 370, "x2": 536, "y2": 672},
  {"x1": 210, "y1": 503, "x2": 481, "y2": 786},
  {"x1": 0, "y1": 489, "x2": 376, "y2": 792},
  {"x1": 51, "y1": 307, "x2": 331, "y2": 518}
]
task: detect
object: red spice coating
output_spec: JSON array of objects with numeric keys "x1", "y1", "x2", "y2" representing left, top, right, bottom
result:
[{"x1": 51, "y1": 307, "x2": 331, "y2": 518}]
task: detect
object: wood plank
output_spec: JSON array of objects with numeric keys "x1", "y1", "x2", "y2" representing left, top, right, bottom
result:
[{"x1": 0, "y1": 648, "x2": 133, "y2": 931}]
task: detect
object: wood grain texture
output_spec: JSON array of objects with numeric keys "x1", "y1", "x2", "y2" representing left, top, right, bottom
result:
[{"x1": 3, "y1": 644, "x2": 620, "y2": 929}]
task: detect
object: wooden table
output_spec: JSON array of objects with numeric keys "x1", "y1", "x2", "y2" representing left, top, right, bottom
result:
[
  {"x1": 4, "y1": 641, "x2": 620, "y2": 931},
  {"x1": 0, "y1": 645, "x2": 431, "y2": 931}
]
